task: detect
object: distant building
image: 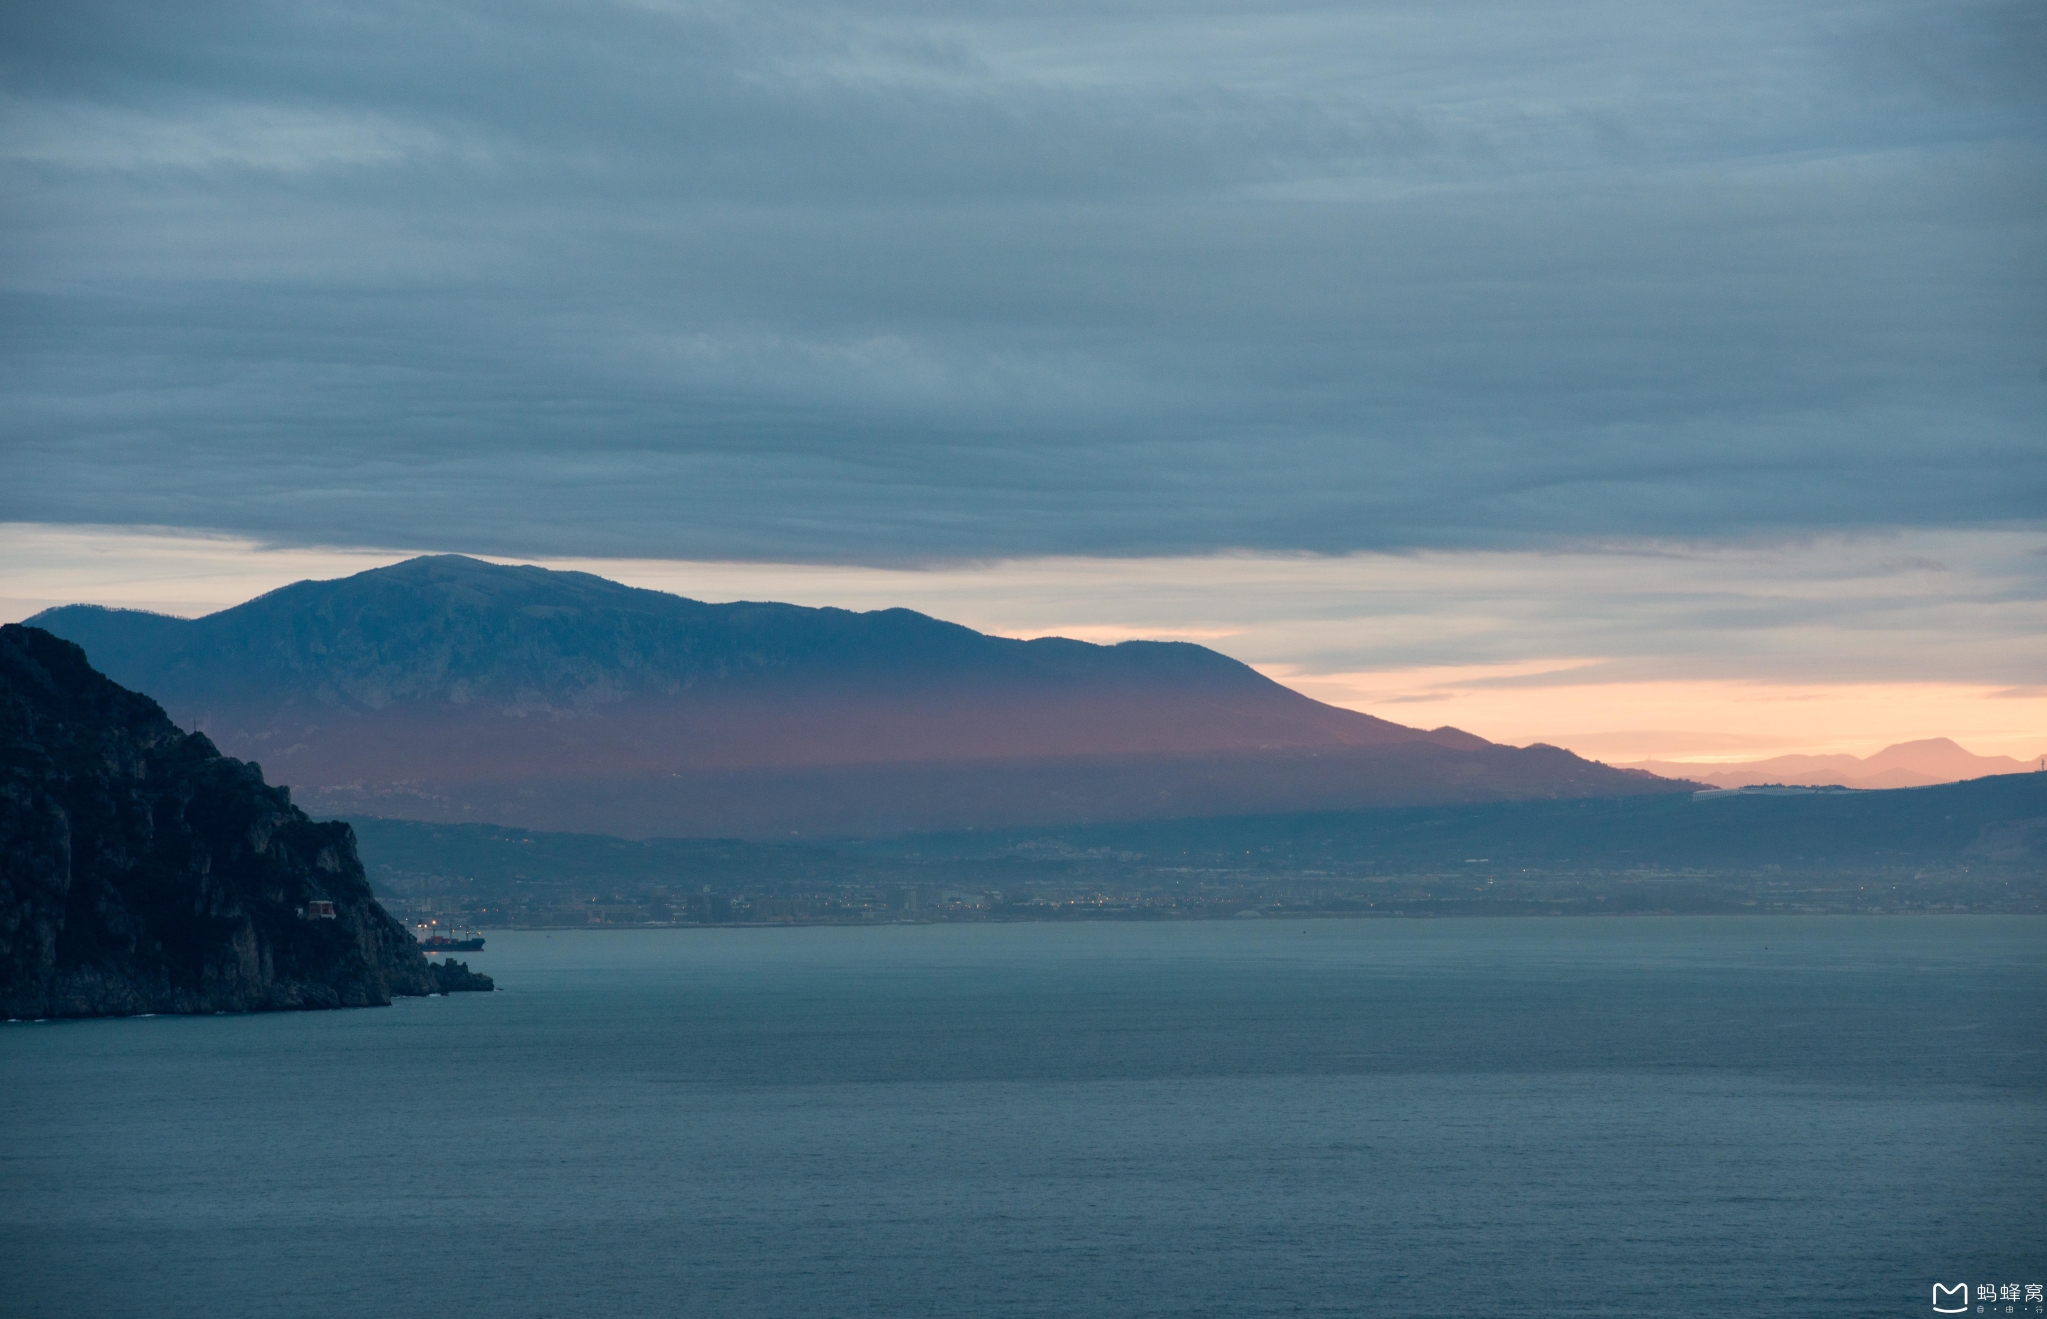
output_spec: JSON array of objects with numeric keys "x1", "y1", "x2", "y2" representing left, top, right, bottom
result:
[{"x1": 306, "y1": 900, "x2": 337, "y2": 919}]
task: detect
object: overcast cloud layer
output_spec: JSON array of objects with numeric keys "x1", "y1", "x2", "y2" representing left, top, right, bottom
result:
[{"x1": 3, "y1": 0, "x2": 2042, "y2": 560}]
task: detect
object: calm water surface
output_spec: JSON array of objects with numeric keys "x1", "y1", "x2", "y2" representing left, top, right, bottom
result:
[{"x1": 3, "y1": 916, "x2": 2042, "y2": 1318}]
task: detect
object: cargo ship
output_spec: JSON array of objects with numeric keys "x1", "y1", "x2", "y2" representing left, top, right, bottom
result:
[{"x1": 414, "y1": 922, "x2": 485, "y2": 953}]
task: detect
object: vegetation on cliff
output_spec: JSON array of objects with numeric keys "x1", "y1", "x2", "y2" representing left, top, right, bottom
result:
[{"x1": 1, "y1": 624, "x2": 488, "y2": 1019}]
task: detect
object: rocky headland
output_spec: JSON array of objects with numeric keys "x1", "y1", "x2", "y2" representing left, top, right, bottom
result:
[{"x1": 1, "y1": 623, "x2": 490, "y2": 1019}]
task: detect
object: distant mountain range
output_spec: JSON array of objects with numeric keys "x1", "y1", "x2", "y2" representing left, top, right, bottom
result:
[
  {"x1": 1617, "y1": 739, "x2": 2042, "y2": 791},
  {"x1": 348, "y1": 772, "x2": 2047, "y2": 925},
  {"x1": 873, "y1": 771, "x2": 2047, "y2": 874},
  {"x1": 27, "y1": 555, "x2": 1687, "y2": 837},
  {"x1": 356, "y1": 771, "x2": 2047, "y2": 888}
]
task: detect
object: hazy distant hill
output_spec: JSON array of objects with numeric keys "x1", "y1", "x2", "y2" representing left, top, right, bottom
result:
[
  {"x1": 30, "y1": 555, "x2": 1687, "y2": 836},
  {"x1": 358, "y1": 773, "x2": 2047, "y2": 885},
  {"x1": 873, "y1": 772, "x2": 2047, "y2": 874},
  {"x1": 1618, "y1": 739, "x2": 2042, "y2": 790},
  {"x1": 346, "y1": 774, "x2": 2047, "y2": 926}
]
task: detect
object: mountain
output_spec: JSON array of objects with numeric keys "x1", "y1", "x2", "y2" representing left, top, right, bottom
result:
[
  {"x1": 27, "y1": 555, "x2": 1691, "y2": 837},
  {"x1": 1617, "y1": 738, "x2": 2043, "y2": 791},
  {"x1": 0, "y1": 624, "x2": 488, "y2": 1019}
]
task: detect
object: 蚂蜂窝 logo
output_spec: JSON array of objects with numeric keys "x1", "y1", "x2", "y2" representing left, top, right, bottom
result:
[{"x1": 1932, "y1": 1283, "x2": 1968, "y2": 1313}]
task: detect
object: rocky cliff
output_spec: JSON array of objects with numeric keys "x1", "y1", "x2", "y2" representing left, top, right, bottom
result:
[{"x1": 1, "y1": 624, "x2": 489, "y2": 1019}]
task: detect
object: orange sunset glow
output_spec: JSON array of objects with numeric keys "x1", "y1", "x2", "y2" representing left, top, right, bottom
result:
[{"x1": 1268, "y1": 664, "x2": 2045, "y2": 765}]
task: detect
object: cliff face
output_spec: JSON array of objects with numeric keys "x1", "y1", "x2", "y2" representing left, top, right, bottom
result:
[{"x1": 0, "y1": 624, "x2": 488, "y2": 1020}]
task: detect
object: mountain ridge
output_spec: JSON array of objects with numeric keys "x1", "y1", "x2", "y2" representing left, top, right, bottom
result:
[
  {"x1": 29, "y1": 554, "x2": 1485, "y2": 752},
  {"x1": 28, "y1": 555, "x2": 1690, "y2": 837},
  {"x1": 1619, "y1": 737, "x2": 2042, "y2": 791}
]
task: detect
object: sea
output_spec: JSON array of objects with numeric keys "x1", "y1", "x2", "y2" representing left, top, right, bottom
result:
[{"x1": 3, "y1": 916, "x2": 2042, "y2": 1319}]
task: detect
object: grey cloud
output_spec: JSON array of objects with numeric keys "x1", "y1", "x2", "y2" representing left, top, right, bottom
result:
[{"x1": 1, "y1": 0, "x2": 2041, "y2": 561}]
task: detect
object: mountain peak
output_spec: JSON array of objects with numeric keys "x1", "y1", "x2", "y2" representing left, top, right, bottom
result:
[
  {"x1": 1862, "y1": 738, "x2": 2012, "y2": 776},
  {"x1": 29, "y1": 557, "x2": 1297, "y2": 710},
  {"x1": 292, "y1": 553, "x2": 678, "y2": 611},
  {"x1": 1875, "y1": 737, "x2": 1965, "y2": 753},
  {"x1": 24, "y1": 558, "x2": 1694, "y2": 837},
  {"x1": 1618, "y1": 736, "x2": 2037, "y2": 792}
]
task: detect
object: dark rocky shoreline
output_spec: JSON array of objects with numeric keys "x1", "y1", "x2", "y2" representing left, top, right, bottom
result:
[{"x1": 1, "y1": 624, "x2": 490, "y2": 1019}]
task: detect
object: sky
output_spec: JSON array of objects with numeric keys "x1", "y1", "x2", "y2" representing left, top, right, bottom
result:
[{"x1": 2, "y1": 0, "x2": 2042, "y2": 761}]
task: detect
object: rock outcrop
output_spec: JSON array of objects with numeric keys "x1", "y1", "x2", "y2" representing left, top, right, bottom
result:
[
  {"x1": 426, "y1": 958, "x2": 494, "y2": 993},
  {"x1": 1, "y1": 623, "x2": 490, "y2": 1019}
]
